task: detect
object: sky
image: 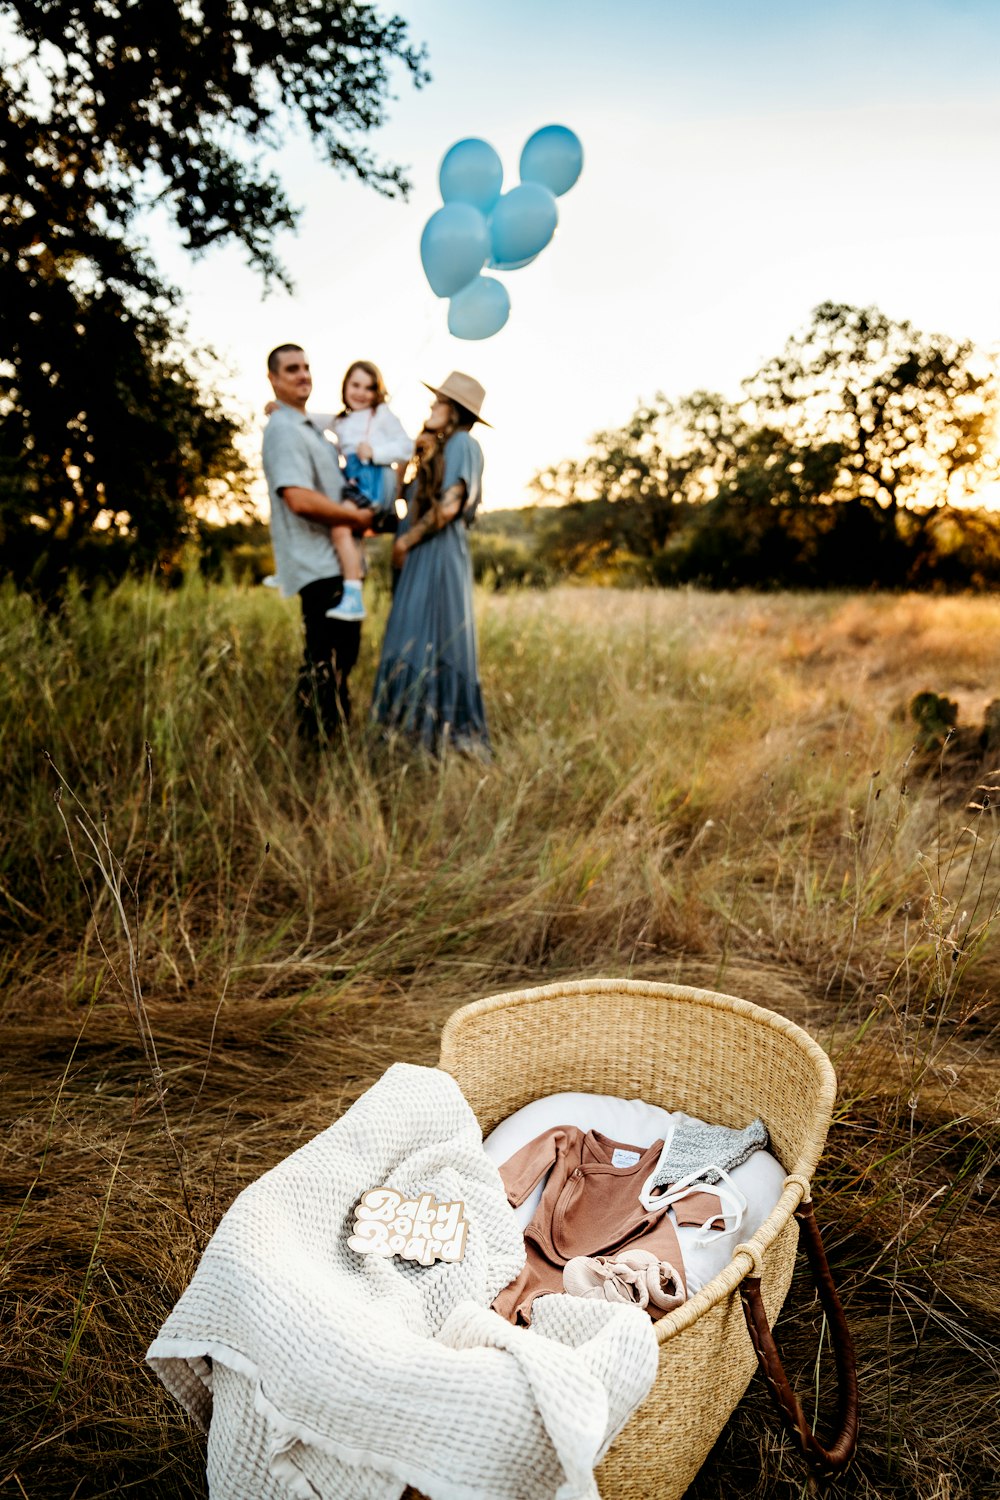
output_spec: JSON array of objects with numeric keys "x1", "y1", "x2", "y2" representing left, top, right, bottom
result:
[{"x1": 148, "y1": 0, "x2": 1000, "y2": 512}]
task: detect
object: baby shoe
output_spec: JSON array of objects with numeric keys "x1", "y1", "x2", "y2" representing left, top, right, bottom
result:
[
  {"x1": 643, "y1": 1257, "x2": 685, "y2": 1313},
  {"x1": 564, "y1": 1249, "x2": 685, "y2": 1313},
  {"x1": 564, "y1": 1253, "x2": 649, "y2": 1307}
]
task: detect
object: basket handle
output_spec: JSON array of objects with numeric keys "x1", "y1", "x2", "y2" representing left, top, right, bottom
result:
[{"x1": 738, "y1": 1197, "x2": 859, "y2": 1475}]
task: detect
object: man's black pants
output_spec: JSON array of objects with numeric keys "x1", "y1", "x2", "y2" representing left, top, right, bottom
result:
[{"x1": 297, "y1": 576, "x2": 362, "y2": 740}]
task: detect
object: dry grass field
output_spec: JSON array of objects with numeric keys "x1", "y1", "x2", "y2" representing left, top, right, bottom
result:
[{"x1": 2, "y1": 580, "x2": 999, "y2": 1499}]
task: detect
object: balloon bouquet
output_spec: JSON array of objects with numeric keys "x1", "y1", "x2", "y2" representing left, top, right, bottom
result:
[{"x1": 420, "y1": 125, "x2": 583, "y2": 340}]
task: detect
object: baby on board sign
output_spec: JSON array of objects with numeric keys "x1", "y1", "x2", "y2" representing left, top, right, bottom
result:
[{"x1": 348, "y1": 1187, "x2": 469, "y2": 1266}]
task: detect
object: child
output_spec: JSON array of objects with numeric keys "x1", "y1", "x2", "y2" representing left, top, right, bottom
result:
[
  {"x1": 265, "y1": 361, "x2": 413, "y2": 622},
  {"x1": 310, "y1": 361, "x2": 413, "y2": 622}
]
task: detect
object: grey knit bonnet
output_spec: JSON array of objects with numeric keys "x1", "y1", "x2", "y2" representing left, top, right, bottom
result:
[{"x1": 647, "y1": 1116, "x2": 768, "y2": 1191}]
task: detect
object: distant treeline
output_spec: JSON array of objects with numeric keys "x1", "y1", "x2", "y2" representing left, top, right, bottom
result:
[
  {"x1": 14, "y1": 472, "x2": 1000, "y2": 600},
  {"x1": 472, "y1": 497, "x2": 1000, "y2": 592},
  {"x1": 146, "y1": 493, "x2": 1000, "y2": 597}
]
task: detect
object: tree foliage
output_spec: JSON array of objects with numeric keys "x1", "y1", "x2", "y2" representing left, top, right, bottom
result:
[
  {"x1": 532, "y1": 303, "x2": 1000, "y2": 589},
  {"x1": 747, "y1": 302, "x2": 997, "y2": 511},
  {"x1": 0, "y1": 0, "x2": 427, "y2": 586}
]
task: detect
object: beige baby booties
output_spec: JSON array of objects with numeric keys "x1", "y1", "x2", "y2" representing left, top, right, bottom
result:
[{"x1": 563, "y1": 1249, "x2": 685, "y2": 1313}]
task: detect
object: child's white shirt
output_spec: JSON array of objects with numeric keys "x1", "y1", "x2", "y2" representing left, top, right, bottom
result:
[{"x1": 308, "y1": 405, "x2": 413, "y2": 466}]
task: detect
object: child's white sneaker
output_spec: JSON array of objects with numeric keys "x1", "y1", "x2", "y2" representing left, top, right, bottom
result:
[{"x1": 326, "y1": 582, "x2": 366, "y2": 622}]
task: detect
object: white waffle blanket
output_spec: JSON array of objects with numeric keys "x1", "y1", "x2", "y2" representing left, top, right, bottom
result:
[{"x1": 147, "y1": 1063, "x2": 658, "y2": 1500}]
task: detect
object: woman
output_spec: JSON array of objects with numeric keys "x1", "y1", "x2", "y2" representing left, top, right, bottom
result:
[{"x1": 371, "y1": 371, "x2": 491, "y2": 754}]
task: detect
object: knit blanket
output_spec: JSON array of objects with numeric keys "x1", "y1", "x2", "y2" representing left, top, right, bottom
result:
[{"x1": 147, "y1": 1063, "x2": 658, "y2": 1500}]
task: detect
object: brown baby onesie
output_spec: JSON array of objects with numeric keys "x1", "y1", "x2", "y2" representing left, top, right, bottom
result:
[{"x1": 493, "y1": 1127, "x2": 723, "y2": 1326}]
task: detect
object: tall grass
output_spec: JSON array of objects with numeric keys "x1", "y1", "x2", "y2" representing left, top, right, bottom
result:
[{"x1": 1, "y1": 578, "x2": 999, "y2": 1498}]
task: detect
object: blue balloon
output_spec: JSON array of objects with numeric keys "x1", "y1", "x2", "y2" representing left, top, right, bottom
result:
[
  {"x1": 447, "y1": 276, "x2": 511, "y2": 341},
  {"x1": 439, "y1": 137, "x2": 503, "y2": 215},
  {"x1": 519, "y1": 125, "x2": 583, "y2": 197},
  {"x1": 488, "y1": 184, "x2": 558, "y2": 267},
  {"x1": 420, "y1": 202, "x2": 490, "y2": 298}
]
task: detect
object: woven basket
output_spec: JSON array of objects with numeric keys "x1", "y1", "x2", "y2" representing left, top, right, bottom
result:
[{"x1": 437, "y1": 976, "x2": 856, "y2": 1500}]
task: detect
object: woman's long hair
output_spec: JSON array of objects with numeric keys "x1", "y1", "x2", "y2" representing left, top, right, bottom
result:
[{"x1": 410, "y1": 400, "x2": 476, "y2": 517}]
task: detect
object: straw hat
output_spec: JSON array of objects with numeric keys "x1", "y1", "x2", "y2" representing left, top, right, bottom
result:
[{"x1": 422, "y1": 371, "x2": 491, "y2": 426}]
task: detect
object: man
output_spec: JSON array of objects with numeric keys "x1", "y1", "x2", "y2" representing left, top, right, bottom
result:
[{"x1": 262, "y1": 344, "x2": 375, "y2": 737}]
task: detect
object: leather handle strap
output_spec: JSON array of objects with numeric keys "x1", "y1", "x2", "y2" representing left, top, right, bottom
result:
[{"x1": 739, "y1": 1198, "x2": 859, "y2": 1475}]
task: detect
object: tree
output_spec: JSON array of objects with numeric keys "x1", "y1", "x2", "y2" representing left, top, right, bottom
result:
[
  {"x1": 0, "y1": 266, "x2": 249, "y2": 582},
  {"x1": 0, "y1": 1, "x2": 428, "y2": 584},
  {"x1": 745, "y1": 301, "x2": 998, "y2": 512},
  {"x1": 531, "y1": 391, "x2": 746, "y2": 556}
]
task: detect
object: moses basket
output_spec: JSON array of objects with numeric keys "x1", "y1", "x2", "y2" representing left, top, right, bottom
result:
[{"x1": 437, "y1": 977, "x2": 858, "y2": 1500}]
